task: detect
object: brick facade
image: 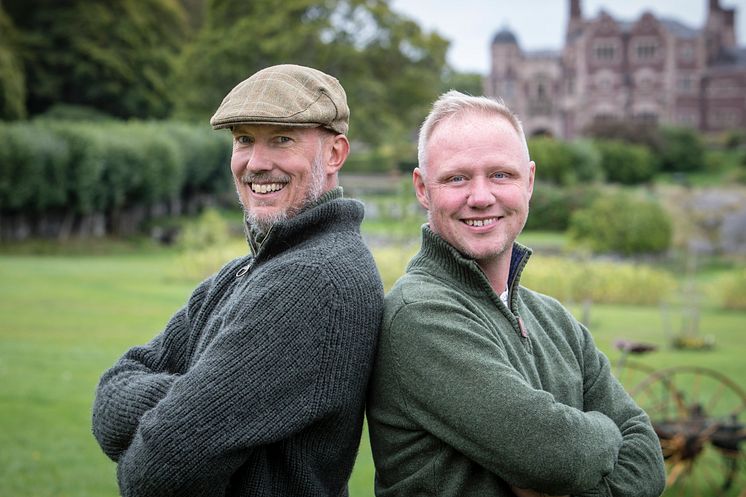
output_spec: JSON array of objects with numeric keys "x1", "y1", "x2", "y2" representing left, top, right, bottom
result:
[{"x1": 485, "y1": 0, "x2": 746, "y2": 138}]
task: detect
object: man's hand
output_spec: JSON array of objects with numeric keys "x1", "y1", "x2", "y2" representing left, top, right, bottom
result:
[{"x1": 511, "y1": 486, "x2": 569, "y2": 497}]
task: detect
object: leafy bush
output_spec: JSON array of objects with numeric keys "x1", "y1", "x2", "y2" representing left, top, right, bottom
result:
[
  {"x1": 0, "y1": 122, "x2": 69, "y2": 212},
  {"x1": 711, "y1": 268, "x2": 746, "y2": 310},
  {"x1": 658, "y1": 126, "x2": 706, "y2": 173},
  {"x1": 521, "y1": 254, "x2": 677, "y2": 306},
  {"x1": 526, "y1": 183, "x2": 602, "y2": 231},
  {"x1": 172, "y1": 208, "x2": 246, "y2": 281},
  {"x1": 528, "y1": 137, "x2": 603, "y2": 185},
  {"x1": 0, "y1": 120, "x2": 233, "y2": 239},
  {"x1": 595, "y1": 139, "x2": 657, "y2": 184},
  {"x1": 568, "y1": 191, "x2": 673, "y2": 255}
]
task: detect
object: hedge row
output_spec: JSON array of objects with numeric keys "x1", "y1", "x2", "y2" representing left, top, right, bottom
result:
[{"x1": 0, "y1": 119, "x2": 232, "y2": 239}]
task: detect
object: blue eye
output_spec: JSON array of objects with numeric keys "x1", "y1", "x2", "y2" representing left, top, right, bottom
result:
[
  {"x1": 235, "y1": 135, "x2": 253, "y2": 144},
  {"x1": 450, "y1": 176, "x2": 465, "y2": 183}
]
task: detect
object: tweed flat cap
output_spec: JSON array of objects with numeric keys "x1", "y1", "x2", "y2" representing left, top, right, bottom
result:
[{"x1": 210, "y1": 64, "x2": 349, "y2": 135}]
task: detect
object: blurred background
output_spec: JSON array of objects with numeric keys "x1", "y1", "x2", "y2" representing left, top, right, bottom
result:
[{"x1": 1, "y1": 0, "x2": 745, "y2": 495}]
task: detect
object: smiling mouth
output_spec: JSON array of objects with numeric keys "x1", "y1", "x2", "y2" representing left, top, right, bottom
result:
[
  {"x1": 250, "y1": 182, "x2": 286, "y2": 194},
  {"x1": 463, "y1": 217, "x2": 499, "y2": 227}
]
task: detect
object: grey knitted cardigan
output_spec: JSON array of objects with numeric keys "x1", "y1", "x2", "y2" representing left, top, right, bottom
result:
[{"x1": 92, "y1": 189, "x2": 384, "y2": 497}]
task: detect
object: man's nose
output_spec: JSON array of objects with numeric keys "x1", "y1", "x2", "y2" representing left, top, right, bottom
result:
[
  {"x1": 467, "y1": 177, "x2": 495, "y2": 208},
  {"x1": 246, "y1": 143, "x2": 273, "y2": 172}
]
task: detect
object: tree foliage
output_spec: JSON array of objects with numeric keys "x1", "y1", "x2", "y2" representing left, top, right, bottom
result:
[
  {"x1": 171, "y1": 0, "x2": 448, "y2": 146},
  {"x1": 5, "y1": 0, "x2": 189, "y2": 118},
  {"x1": 0, "y1": 120, "x2": 231, "y2": 240},
  {"x1": 595, "y1": 139, "x2": 657, "y2": 184},
  {"x1": 0, "y1": 7, "x2": 26, "y2": 120},
  {"x1": 529, "y1": 136, "x2": 603, "y2": 186},
  {"x1": 658, "y1": 126, "x2": 706, "y2": 173},
  {"x1": 568, "y1": 191, "x2": 673, "y2": 255}
]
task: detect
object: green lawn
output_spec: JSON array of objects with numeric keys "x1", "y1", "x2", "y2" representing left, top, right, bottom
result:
[{"x1": 1, "y1": 249, "x2": 744, "y2": 496}]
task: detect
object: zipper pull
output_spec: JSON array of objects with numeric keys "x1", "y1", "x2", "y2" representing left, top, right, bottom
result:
[
  {"x1": 518, "y1": 316, "x2": 528, "y2": 338},
  {"x1": 236, "y1": 262, "x2": 252, "y2": 278}
]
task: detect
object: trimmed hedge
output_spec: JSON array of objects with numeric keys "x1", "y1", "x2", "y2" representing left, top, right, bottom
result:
[{"x1": 0, "y1": 120, "x2": 232, "y2": 239}]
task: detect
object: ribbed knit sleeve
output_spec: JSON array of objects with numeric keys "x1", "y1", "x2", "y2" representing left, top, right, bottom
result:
[
  {"x1": 114, "y1": 260, "x2": 351, "y2": 497},
  {"x1": 91, "y1": 273, "x2": 216, "y2": 460}
]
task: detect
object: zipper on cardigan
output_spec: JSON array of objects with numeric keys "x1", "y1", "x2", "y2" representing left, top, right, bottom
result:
[
  {"x1": 236, "y1": 261, "x2": 253, "y2": 278},
  {"x1": 517, "y1": 315, "x2": 528, "y2": 338}
]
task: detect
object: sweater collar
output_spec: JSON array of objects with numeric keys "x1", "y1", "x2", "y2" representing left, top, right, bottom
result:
[
  {"x1": 411, "y1": 224, "x2": 532, "y2": 299},
  {"x1": 245, "y1": 187, "x2": 358, "y2": 258},
  {"x1": 245, "y1": 186, "x2": 344, "y2": 254}
]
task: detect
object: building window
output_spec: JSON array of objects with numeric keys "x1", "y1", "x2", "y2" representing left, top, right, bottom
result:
[
  {"x1": 593, "y1": 113, "x2": 616, "y2": 123},
  {"x1": 632, "y1": 37, "x2": 661, "y2": 63},
  {"x1": 504, "y1": 80, "x2": 515, "y2": 99},
  {"x1": 711, "y1": 109, "x2": 741, "y2": 128},
  {"x1": 677, "y1": 75, "x2": 695, "y2": 93},
  {"x1": 594, "y1": 43, "x2": 616, "y2": 61},
  {"x1": 677, "y1": 111, "x2": 698, "y2": 127},
  {"x1": 636, "y1": 42, "x2": 657, "y2": 60},
  {"x1": 635, "y1": 112, "x2": 659, "y2": 124},
  {"x1": 678, "y1": 43, "x2": 695, "y2": 62}
]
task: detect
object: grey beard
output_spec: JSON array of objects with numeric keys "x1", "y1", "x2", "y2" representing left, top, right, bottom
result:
[{"x1": 242, "y1": 147, "x2": 326, "y2": 233}]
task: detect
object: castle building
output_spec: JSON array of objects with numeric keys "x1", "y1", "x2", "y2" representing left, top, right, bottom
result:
[{"x1": 485, "y1": 0, "x2": 746, "y2": 138}]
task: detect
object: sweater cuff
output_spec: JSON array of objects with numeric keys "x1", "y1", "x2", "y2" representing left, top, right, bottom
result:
[{"x1": 93, "y1": 373, "x2": 176, "y2": 460}]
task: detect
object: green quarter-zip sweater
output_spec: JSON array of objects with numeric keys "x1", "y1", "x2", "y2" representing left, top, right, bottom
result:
[
  {"x1": 367, "y1": 226, "x2": 665, "y2": 497},
  {"x1": 93, "y1": 189, "x2": 384, "y2": 497}
]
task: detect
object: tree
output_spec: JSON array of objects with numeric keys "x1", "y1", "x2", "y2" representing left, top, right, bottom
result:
[
  {"x1": 440, "y1": 69, "x2": 484, "y2": 96},
  {"x1": 0, "y1": 7, "x2": 26, "y2": 120},
  {"x1": 171, "y1": 0, "x2": 448, "y2": 147},
  {"x1": 5, "y1": 0, "x2": 189, "y2": 118}
]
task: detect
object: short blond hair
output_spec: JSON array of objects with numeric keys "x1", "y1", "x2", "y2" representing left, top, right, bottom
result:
[{"x1": 417, "y1": 90, "x2": 529, "y2": 175}]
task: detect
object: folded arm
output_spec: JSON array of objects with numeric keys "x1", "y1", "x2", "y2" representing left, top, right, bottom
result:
[
  {"x1": 92, "y1": 265, "x2": 234, "y2": 461},
  {"x1": 574, "y1": 325, "x2": 666, "y2": 497},
  {"x1": 389, "y1": 300, "x2": 623, "y2": 495},
  {"x1": 113, "y1": 262, "x2": 338, "y2": 497}
]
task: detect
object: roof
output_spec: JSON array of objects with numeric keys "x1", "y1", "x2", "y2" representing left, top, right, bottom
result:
[
  {"x1": 492, "y1": 28, "x2": 518, "y2": 45},
  {"x1": 659, "y1": 18, "x2": 699, "y2": 39}
]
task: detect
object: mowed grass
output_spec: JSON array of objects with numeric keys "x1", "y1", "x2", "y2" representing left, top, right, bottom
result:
[{"x1": 1, "y1": 250, "x2": 745, "y2": 496}]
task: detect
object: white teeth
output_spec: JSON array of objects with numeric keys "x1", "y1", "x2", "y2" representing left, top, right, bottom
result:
[
  {"x1": 251, "y1": 183, "x2": 285, "y2": 194},
  {"x1": 465, "y1": 218, "x2": 497, "y2": 227}
]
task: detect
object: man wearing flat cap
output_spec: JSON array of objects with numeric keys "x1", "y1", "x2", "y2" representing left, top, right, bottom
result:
[{"x1": 92, "y1": 64, "x2": 384, "y2": 497}]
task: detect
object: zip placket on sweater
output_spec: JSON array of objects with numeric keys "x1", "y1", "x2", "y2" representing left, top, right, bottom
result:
[{"x1": 236, "y1": 226, "x2": 274, "y2": 278}]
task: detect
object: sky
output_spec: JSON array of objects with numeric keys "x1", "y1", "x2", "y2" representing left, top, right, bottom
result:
[{"x1": 389, "y1": 0, "x2": 746, "y2": 74}]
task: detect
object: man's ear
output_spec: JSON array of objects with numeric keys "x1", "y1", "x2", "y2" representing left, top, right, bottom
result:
[
  {"x1": 413, "y1": 167, "x2": 429, "y2": 210},
  {"x1": 325, "y1": 134, "x2": 350, "y2": 174}
]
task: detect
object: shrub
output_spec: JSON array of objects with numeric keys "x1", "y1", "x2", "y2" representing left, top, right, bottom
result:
[
  {"x1": 568, "y1": 191, "x2": 673, "y2": 255},
  {"x1": 658, "y1": 126, "x2": 706, "y2": 174},
  {"x1": 526, "y1": 183, "x2": 602, "y2": 231},
  {"x1": 0, "y1": 119, "x2": 233, "y2": 239},
  {"x1": 528, "y1": 137, "x2": 603, "y2": 185},
  {"x1": 595, "y1": 139, "x2": 657, "y2": 184},
  {"x1": 711, "y1": 268, "x2": 746, "y2": 310},
  {"x1": 0, "y1": 122, "x2": 69, "y2": 212}
]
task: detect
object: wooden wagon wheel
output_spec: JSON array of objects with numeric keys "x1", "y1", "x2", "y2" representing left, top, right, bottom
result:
[{"x1": 629, "y1": 366, "x2": 746, "y2": 497}]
